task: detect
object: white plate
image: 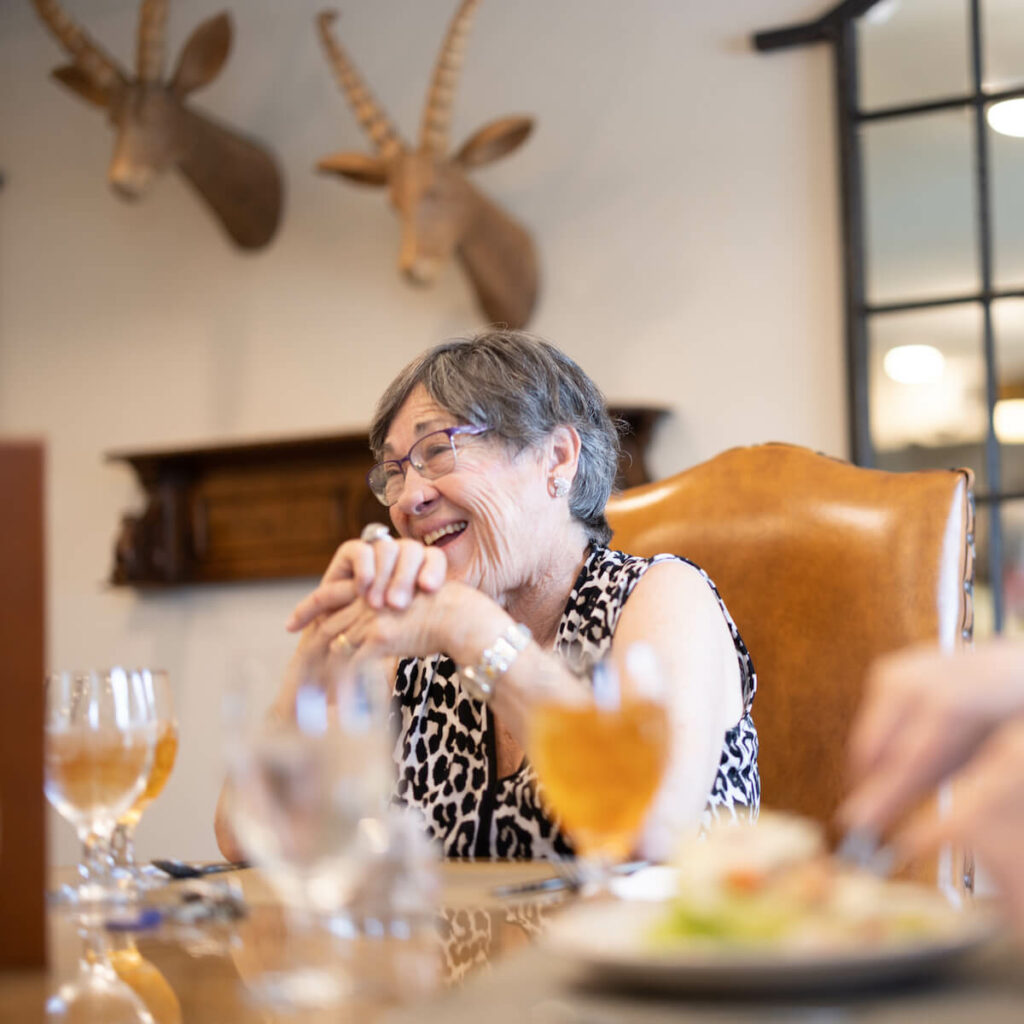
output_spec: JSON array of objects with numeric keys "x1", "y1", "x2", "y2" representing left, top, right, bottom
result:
[{"x1": 542, "y1": 899, "x2": 997, "y2": 995}]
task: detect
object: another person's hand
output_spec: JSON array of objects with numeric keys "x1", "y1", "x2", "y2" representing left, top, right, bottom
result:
[
  {"x1": 895, "y1": 719, "x2": 1024, "y2": 929},
  {"x1": 841, "y1": 639, "x2": 1024, "y2": 836}
]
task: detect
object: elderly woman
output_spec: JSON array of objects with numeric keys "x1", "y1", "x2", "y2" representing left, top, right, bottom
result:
[{"x1": 216, "y1": 330, "x2": 757, "y2": 860}]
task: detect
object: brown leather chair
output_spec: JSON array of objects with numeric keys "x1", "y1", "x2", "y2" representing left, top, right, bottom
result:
[{"x1": 606, "y1": 442, "x2": 975, "y2": 834}]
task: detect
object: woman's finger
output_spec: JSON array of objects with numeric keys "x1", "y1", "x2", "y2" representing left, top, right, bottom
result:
[
  {"x1": 382, "y1": 540, "x2": 434, "y2": 609},
  {"x1": 365, "y1": 538, "x2": 401, "y2": 609},
  {"x1": 315, "y1": 601, "x2": 372, "y2": 655},
  {"x1": 416, "y1": 545, "x2": 448, "y2": 593},
  {"x1": 318, "y1": 539, "x2": 378, "y2": 594},
  {"x1": 840, "y1": 718, "x2": 956, "y2": 834},
  {"x1": 846, "y1": 684, "x2": 916, "y2": 782},
  {"x1": 319, "y1": 540, "x2": 361, "y2": 584},
  {"x1": 847, "y1": 648, "x2": 940, "y2": 780},
  {"x1": 286, "y1": 578, "x2": 360, "y2": 632}
]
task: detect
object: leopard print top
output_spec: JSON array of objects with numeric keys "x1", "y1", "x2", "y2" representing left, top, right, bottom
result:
[{"x1": 389, "y1": 545, "x2": 759, "y2": 859}]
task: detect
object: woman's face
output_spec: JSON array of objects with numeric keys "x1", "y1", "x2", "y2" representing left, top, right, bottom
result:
[{"x1": 382, "y1": 384, "x2": 554, "y2": 600}]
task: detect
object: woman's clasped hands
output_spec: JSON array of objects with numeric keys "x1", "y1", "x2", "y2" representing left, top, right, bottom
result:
[{"x1": 280, "y1": 527, "x2": 455, "y2": 703}]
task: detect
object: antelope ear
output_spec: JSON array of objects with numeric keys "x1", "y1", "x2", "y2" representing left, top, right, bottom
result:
[
  {"x1": 316, "y1": 151, "x2": 389, "y2": 186},
  {"x1": 51, "y1": 65, "x2": 113, "y2": 108},
  {"x1": 454, "y1": 116, "x2": 534, "y2": 169},
  {"x1": 171, "y1": 12, "x2": 232, "y2": 96}
]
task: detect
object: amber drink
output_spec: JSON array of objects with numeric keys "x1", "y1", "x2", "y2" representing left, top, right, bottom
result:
[
  {"x1": 531, "y1": 696, "x2": 669, "y2": 860},
  {"x1": 119, "y1": 723, "x2": 179, "y2": 828},
  {"x1": 45, "y1": 729, "x2": 152, "y2": 828}
]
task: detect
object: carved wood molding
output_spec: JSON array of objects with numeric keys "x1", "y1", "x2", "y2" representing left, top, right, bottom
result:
[{"x1": 108, "y1": 407, "x2": 669, "y2": 587}]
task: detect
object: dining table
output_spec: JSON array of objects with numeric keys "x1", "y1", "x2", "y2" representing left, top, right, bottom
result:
[{"x1": 3, "y1": 860, "x2": 1024, "y2": 1024}]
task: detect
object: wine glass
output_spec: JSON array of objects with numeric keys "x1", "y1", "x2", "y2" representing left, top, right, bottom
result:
[
  {"x1": 223, "y1": 663, "x2": 393, "y2": 1009},
  {"x1": 529, "y1": 644, "x2": 671, "y2": 893},
  {"x1": 110, "y1": 670, "x2": 178, "y2": 889},
  {"x1": 44, "y1": 668, "x2": 157, "y2": 908}
]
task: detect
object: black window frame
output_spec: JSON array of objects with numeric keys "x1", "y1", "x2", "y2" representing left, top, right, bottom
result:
[{"x1": 754, "y1": 0, "x2": 1024, "y2": 632}]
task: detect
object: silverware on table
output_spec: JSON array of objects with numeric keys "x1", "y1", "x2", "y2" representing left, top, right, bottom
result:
[
  {"x1": 493, "y1": 859, "x2": 648, "y2": 899},
  {"x1": 150, "y1": 858, "x2": 250, "y2": 879}
]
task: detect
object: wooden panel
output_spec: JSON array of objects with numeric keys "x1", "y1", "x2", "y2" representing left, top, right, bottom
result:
[
  {"x1": 108, "y1": 409, "x2": 668, "y2": 588},
  {"x1": 0, "y1": 442, "x2": 46, "y2": 969},
  {"x1": 108, "y1": 433, "x2": 378, "y2": 586}
]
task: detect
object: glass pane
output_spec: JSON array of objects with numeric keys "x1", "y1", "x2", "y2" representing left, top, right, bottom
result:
[
  {"x1": 869, "y1": 304, "x2": 988, "y2": 488},
  {"x1": 990, "y1": 120, "x2": 1024, "y2": 289},
  {"x1": 861, "y1": 110, "x2": 979, "y2": 305},
  {"x1": 857, "y1": 0, "x2": 970, "y2": 112},
  {"x1": 974, "y1": 502, "x2": 996, "y2": 641},
  {"x1": 994, "y1": 299, "x2": 1024, "y2": 486},
  {"x1": 1000, "y1": 500, "x2": 1024, "y2": 637},
  {"x1": 983, "y1": 0, "x2": 1024, "y2": 93}
]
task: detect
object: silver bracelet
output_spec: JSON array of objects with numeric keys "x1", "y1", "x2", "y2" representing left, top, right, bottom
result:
[{"x1": 458, "y1": 622, "x2": 532, "y2": 704}]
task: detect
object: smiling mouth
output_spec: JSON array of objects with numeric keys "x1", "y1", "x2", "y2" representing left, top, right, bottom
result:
[{"x1": 423, "y1": 521, "x2": 468, "y2": 546}]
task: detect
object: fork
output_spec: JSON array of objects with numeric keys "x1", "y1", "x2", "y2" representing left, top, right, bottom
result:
[
  {"x1": 834, "y1": 827, "x2": 895, "y2": 876},
  {"x1": 492, "y1": 859, "x2": 648, "y2": 899}
]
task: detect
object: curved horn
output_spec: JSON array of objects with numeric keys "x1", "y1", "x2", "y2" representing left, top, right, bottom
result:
[
  {"x1": 419, "y1": 0, "x2": 482, "y2": 154},
  {"x1": 32, "y1": 0, "x2": 126, "y2": 93},
  {"x1": 316, "y1": 10, "x2": 402, "y2": 159},
  {"x1": 136, "y1": 0, "x2": 168, "y2": 83}
]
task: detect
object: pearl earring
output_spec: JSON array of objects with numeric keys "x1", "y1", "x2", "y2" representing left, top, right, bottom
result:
[{"x1": 551, "y1": 476, "x2": 570, "y2": 498}]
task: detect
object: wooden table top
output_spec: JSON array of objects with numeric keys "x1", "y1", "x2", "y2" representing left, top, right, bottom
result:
[{"x1": 3, "y1": 861, "x2": 1024, "y2": 1024}]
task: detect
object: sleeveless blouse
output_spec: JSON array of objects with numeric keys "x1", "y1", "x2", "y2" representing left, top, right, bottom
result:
[{"x1": 389, "y1": 545, "x2": 759, "y2": 858}]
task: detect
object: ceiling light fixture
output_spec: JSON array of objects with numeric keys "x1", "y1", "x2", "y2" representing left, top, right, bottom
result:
[
  {"x1": 882, "y1": 344, "x2": 945, "y2": 384},
  {"x1": 994, "y1": 398, "x2": 1024, "y2": 444},
  {"x1": 863, "y1": 0, "x2": 900, "y2": 26},
  {"x1": 987, "y1": 98, "x2": 1024, "y2": 139}
]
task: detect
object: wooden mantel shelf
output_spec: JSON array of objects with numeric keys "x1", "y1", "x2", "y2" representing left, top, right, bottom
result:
[{"x1": 108, "y1": 407, "x2": 669, "y2": 587}]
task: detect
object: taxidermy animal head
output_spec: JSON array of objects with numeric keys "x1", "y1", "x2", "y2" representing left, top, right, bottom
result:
[
  {"x1": 316, "y1": 0, "x2": 539, "y2": 328},
  {"x1": 33, "y1": 0, "x2": 283, "y2": 249}
]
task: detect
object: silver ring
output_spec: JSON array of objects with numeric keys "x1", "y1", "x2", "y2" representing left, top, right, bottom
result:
[{"x1": 360, "y1": 522, "x2": 392, "y2": 544}]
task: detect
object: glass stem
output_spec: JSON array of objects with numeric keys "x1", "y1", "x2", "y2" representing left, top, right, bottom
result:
[
  {"x1": 80, "y1": 923, "x2": 116, "y2": 965},
  {"x1": 110, "y1": 822, "x2": 136, "y2": 872},
  {"x1": 77, "y1": 829, "x2": 116, "y2": 903},
  {"x1": 576, "y1": 853, "x2": 615, "y2": 899}
]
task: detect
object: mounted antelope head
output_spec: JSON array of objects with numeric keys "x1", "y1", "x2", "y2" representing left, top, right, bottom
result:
[
  {"x1": 316, "y1": 1, "x2": 539, "y2": 328},
  {"x1": 32, "y1": 0, "x2": 283, "y2": 250}
]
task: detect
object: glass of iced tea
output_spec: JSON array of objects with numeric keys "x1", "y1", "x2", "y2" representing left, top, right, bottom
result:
[
  {"x1": 530, "y1": 644, "x2": 670, "y2": 889},
  {"x1": 110, "y1": 669, "x2": 178, "y2": 888},
  {"x1": 44, "y1": 668, "x2": 157, "y2": 907}
]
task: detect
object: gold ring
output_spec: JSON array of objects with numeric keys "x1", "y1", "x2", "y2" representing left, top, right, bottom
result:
[
  {"x1": 329, "y1": 632, "x2": 354, "y2": 655},
  {"x1": 360, "y1": 522, "x2": 392, "y2": 543}
]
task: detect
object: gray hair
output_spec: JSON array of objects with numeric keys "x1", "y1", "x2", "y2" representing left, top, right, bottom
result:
[{"x1": 369, "y1": 330, "x2": 621, "y2": 545}]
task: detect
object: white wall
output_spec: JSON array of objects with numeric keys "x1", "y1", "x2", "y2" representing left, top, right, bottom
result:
[{"x1": 0, "y1": 0, "x2": 845, "y2": 863}]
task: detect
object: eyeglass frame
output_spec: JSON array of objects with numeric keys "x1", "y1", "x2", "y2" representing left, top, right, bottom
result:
[{"x1": 367, "y1": 424, "x2": 490, "y2": 507}]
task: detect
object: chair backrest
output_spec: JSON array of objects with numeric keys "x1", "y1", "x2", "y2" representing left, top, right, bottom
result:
[{"x1": 606, "y1": 442, "x2": 974, "y2": 829}]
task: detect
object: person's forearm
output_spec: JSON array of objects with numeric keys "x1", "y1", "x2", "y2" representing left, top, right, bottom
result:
[
  {"x1": 407, "y1": 583, "x2": 588, "y2": 744},
  {"x1": 214, "y1": 780, "x2": 246, "y2": 862}
]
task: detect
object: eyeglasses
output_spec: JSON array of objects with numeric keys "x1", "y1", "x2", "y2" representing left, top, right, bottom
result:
[{"x1": 367, "y1": 425, "x2": 489, "y2": 507}]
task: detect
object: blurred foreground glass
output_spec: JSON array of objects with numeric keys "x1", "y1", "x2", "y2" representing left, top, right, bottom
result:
[
  {"x1": 111, "y1": 670, "x2": 178, "y2": 889},
  {"x1": 530, "y1": 645, "x2": 670, "y2": 892},
  {"x1": 44, "y1": 669, "x2": 156, "y2": 907},
  {"x1": 224, "y1": 663, "x2": 395, "y2": 1009}
]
